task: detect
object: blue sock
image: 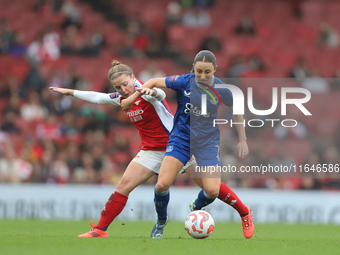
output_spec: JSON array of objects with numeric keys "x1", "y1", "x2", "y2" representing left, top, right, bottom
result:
[
  {"x1": 154, "y1": 185, "x2": 169, "y2": 224},
  {"x1": 194, "y1": 189, "x2": 216, "y2": 210}
]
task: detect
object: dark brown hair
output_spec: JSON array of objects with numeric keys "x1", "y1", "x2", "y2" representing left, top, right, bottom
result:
[{"x1": 191, "y1": 50, "x2": 216, "y2": 73}]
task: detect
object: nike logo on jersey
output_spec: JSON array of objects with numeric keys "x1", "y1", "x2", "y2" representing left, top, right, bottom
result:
[
  {"x1": 184, "y1": 90, "x2": 191, "y2": 97},
  {"x1": 135, "y1": 100, "x2": 141, "y2": 105}
]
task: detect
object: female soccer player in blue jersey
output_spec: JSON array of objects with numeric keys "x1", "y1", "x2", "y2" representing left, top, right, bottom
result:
[{"x1": 122, "y1": 50, "x2": 254, "y2": 239}]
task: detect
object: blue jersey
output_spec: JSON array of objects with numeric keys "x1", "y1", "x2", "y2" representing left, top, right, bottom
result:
[{"x1": 165, "y1": 73, "x2": 233, "y2": 149}]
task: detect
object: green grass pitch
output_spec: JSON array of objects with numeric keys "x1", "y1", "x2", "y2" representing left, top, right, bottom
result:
[{"x1": 1, "y1": 220, "x2": 340, "y2": 255}]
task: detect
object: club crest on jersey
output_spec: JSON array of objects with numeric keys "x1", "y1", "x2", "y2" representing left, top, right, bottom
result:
[
  {"x1": 135, "y1": 100, "x2": 141, "y2": 105},
  {"x1": 210, "y1": 96, "x2": 218, "y2": 105},
  {"x1": 168, "y1": 75, "x2": 179, "y2": 82},
  {"x1": 110, "y1": 92, "x2": 119, "y2": 99},
  {"x1": 166, "y1": 145, "x2": 173, "y2": 152}
]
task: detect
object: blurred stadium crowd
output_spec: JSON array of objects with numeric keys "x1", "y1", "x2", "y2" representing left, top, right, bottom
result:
[{"x1": 0, "y1": 0, "x2": 340, "y2": 190}]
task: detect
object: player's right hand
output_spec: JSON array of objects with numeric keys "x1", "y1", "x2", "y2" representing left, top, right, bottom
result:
[
  {"x1": 49, "y1": 87, "x2": 73, "y2": 96},
  {"x1": 121, "y1": 98, "x2": 133, "y2": 112}
]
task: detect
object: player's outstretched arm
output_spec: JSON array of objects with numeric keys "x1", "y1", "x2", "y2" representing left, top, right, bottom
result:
[
  {"x1": 141, "y1": 78, "x2": 167, "y2": 90},
  {"x1": 49, "y1": 87, "x2": 116, "y2": 105},
  {"x1": 231, "y1": 107, "x2": 249, "y2": 158},
  {"x1": 49, "y1": 87, "x2": 74, "y2": 96}
]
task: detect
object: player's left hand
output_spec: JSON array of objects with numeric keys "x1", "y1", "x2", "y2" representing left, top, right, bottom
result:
[
  {"x1": 237, "y1": 140, "x2": 249, "y2": 158},
  {"x1": 121, "y1": 98, "x2": 133, "y2": 112}
]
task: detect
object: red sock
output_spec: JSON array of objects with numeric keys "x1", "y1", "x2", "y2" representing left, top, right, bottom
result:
[
  {"x1": 218, "y1": 182, "x2": 249, "y2": 216},
  {"x1": 96, "y1": 191, "x2": 128, "y2": 230}
]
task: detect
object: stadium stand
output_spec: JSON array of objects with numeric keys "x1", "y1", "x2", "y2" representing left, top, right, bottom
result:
[{"x1": 0, "y1": 0, "x2": 339, "y2": 190}]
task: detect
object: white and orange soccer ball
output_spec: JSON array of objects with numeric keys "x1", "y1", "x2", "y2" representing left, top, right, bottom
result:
[{"x1": 185, "y1": 210, "x2": 215, "y2": 239}]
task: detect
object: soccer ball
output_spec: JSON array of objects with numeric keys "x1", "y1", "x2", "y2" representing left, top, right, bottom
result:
[{"x1": 185, "y1": 210, "x2": 215, "y2": 239}]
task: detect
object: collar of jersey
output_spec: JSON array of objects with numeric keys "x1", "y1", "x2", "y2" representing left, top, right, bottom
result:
[{"x1": 195, "y1": 76, "x2": 215, "y2": 89}]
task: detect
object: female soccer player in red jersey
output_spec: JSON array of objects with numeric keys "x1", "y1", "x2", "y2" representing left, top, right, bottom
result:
[{"x1": 50, "y1": 60, "x2": 195, "y2": 238}]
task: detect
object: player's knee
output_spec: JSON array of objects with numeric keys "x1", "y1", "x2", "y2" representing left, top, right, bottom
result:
[
  {"x1": 204, "y1": 187, "x2": 219, "y2": 199},
  {"x1": 116, "y1": 178, "x2": 133, "y2": 195},
  {"x1": 156, "y1": 181, "x2": 170, "y2": 192}
]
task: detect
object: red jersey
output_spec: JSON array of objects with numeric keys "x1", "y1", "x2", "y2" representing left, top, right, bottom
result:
[{"x1": 110, "y1": 79, "x2": 173, "y2": 151}]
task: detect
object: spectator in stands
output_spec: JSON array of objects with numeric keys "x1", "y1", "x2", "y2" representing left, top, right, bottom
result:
[
  {"x1": 317, "y1": 22, "x2": 339, "y2": 48},
  {"x1": 226, "y1": 55, "x2": 248, "y2": 78},
  {"x1": 34, "y1": 0, "x2": 64, "y2": 14},
  {"x1": 323, "y1": 145, "x2": 339, "y2": 167},
  {"x1": 199, "y1": 29, "x2": 222, "y2": 52},
  {"x1": 274, "y1": 106, "x2": 308, "y2": 140},
  {"x1": 91, "y1": 142, "x2": 112, "y2": 183},
  {"x1": 27, "y1": 32, "x2": 45, "y2": 63},
  {"x1": 290, "y1": 57, "x2": 311, "y2": 79},
  {"x1": 3, "y1": 95, "x2": 21, "y2": 116},
  {"x1": 0, "y1": 17, "x2": 14, "y2": 53},
  {"x1": 61, "y1": 0, "x2": 82, "y2": 30},
  {"x1": 64, "y1": 142, "x2": 81, "y2": 172},
  {"x1": 27, "y1": 25, "x2": 60, "y2": 61},
  {"x1": 274, "y1": 122, "x2": 308, "y2": 140},
  {"x1": 299, "y1": 150, "x2": 323, "y2": 190},
  {"x1": 321, "y1": 145, "x2": 340, "y2": 189},
  {"x1": 139, "y1": 60, "x2": 166, "y2": 83},
  {"x1": 193, "y1": 0, "x2": 215, "y2": 9},
  {"x1": 72, "y1": 151, "x2": 97, "y2": 184},
  {"x1": 48, "y1": 150, "x2": 70, "y2": 184},
  {"x1": 0, "y1": 140, "x2": 33, "y2": 183},
  {"x1": 79, "y1": 26, "x2": 106, "y2": 56},
  {"x1": 64, "y1": 65, "x2": 88, "y2": 90},
  {"x1": 42, "y1": 23, "x2": 61, "y2": 60},
  {"x1": 47, "y1": 68, "x2": 64, "y2": 89},
  {"x1": 336, "y1": 123, "x2": 340, "y2": 152},
  {"x1": 20, "y1": 91, "x2": 48, "y2": 122},
  {"x1": 234, "y1": 15, "x2": 256, "y2": 36},
  {"x1": 145, "y1": 31, "x2": 163, "y2": 58},
  {"x1": 80, "y1": 36, "x2": 101, "y2": 56},
  {"x1": 247, "y1": 55, "x2": 265, "y2": 72},
  {"x1": 90, "y1": 26, "x2": 106, "y2": 51},
  {"x1": 31, "y1": 148, "x2": 53, "y2": 183},
  {"x1": 0, "y1": 75, "x2": 21, "y2": 99},
  {"x1": 0, "y1": 111, "x2": 21, "y2": 134},
  {"x1": 182, "y1": 6, "x2": 211, "y2": 28},
  {"x1": 60, "y1": 24, "x2": 83, "y2": 55},
  {"x1": 52, "y1": 92, "x2": 75, "y2": 115},
  {"x1": 166, "y1": 1, "x2": 182, "y2": 25},
  {"x1": 36, "y1": 114, "x2": 61, "y2": 140},
  {"x1": 288, "y1": 0, "x2": 303, "y2": 19},
  {"x1": 329, "y1": 69, "x2": 340, "y2": 90},
  {"x1": 59, "y1": 111, "x2": 79, "y2": 137},
  {"x1": 8, "y1": 31, "x2": 27, "y2": 57},
  {"x1": 21, "y1": 63, "x2": 47, "y2": 94},
  {"x1": 118, "y1": 20, "x2": 149, "y2": 57},
  {"x1": 301, "y1": 68, "x2": 329, "y2": 93},
  {"x1": 118, "y1": 35, "x2": 140, "y2": 57}
]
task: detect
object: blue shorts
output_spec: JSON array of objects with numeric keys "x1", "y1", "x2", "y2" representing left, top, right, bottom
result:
[
  {"x1": 191, "y1": 144, "x2": 221, "y2": 167},
  {"x1": 164, "y1": 143, "x2": 191, "y2": 165}
]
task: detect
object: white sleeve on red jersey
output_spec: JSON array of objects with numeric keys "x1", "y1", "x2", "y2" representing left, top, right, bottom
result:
[
  {"x1": 73, "y1": 90, "x2": 121, "y2": 106},
  {"x1": 133, "y1": 78, "x2": 166, "y2": 102}
]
